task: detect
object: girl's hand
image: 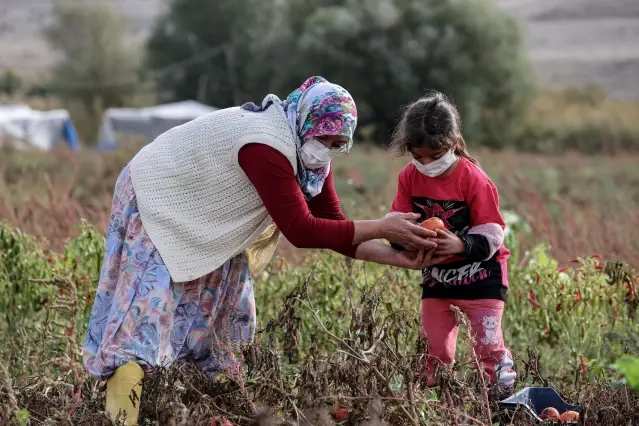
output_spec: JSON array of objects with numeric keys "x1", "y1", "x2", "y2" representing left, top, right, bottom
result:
[
  {"x1": 396, "y1": 248, "x2": 452, "y2": 270},
  {"x1": 380, "y1": 213, "x2": 438, "y2": 251},
  {"x1": 433, "y1": 229, "x2": 465, "y2": 256}
]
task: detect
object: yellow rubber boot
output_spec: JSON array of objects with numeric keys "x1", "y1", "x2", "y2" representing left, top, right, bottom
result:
[{"x1": 106, "y1": 362, "x2": 144, "y2": 425}]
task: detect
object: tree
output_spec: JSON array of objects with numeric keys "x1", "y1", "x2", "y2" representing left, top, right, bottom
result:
[
  {"x1": 293, "y1": 0, "x2": 536, "y2": 145},
  {"x1": 0, "y1": 70, "x2": 23, "y2": 97},
  {"x1": 146, "y1": 0, "x2": 295, "y2": 107},
  {"x1": 146, "y1": 0, "x2": 535, "y2": 146},
  {"x1": 44, "y1": 0, "x2": 141, "y2": 141}
]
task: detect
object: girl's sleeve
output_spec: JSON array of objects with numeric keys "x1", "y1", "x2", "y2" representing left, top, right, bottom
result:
[
  {"x1": 463, "y1": 180, "x2": 505, "y2": 261},
  {"x1": 238, "y1": 143, "x2": 356, "y2": 255},
  {"x1": 389, "y1": 167, "x2": 413, "y2": 214}
]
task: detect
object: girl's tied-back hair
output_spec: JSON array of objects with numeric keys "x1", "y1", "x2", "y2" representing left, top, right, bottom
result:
[{"x1": 391, "y1": 91, "x2": 478, "y2": 165}]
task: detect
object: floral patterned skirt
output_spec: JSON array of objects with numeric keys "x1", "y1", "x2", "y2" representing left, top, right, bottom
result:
[{"x1": 83, "y1": 165, "x2": 256, "y2": 380}]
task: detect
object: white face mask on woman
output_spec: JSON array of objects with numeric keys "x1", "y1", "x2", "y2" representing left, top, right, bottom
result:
[
  {"x1": 412, "y1": 149, "x2": 457, "y2": 177},
  {"x1": 299, "y1": 138, "x2": 343, "y2": 169}
]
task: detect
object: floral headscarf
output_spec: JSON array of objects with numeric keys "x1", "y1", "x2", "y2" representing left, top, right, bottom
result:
[{"x1": 241, "y1": 76, "x2": 357, "y2": 200}]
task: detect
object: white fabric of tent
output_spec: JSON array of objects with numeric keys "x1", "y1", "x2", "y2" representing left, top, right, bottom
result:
[
  {"x1": 0, "y1": 104, "x2": 79, "y2": 151},
  {"x1": 97, "y1": 100, "x2": 218, "y2": 151}
]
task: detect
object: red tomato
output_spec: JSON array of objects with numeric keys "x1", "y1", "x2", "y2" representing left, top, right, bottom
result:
[
  {"x1": 540, "y1": 407, "x2": 560, "y2": 421},
  {"x1": 559, "y1": 410, "x2": 580, "y2": 422},
  {"x1": 334, "y1": 408, "x2": 349, "y2": 422},
  {"x1": 420, "y1": 217, "x2": 445, "y2": 231}
]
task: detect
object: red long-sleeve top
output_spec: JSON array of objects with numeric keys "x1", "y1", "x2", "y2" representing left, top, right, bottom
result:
[
  {"x1": 238, "y1": 143, "x2": 359, "y2": 258},
  {"x1": 390, "y1": 157, "x2": 510, "y2": 300}
]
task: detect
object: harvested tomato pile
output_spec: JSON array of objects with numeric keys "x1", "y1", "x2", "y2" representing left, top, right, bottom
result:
[{"x1": 540, "y1": 407, "x2": 579, "y2": 422}]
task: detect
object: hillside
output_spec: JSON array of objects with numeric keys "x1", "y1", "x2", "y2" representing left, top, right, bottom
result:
[
  {"x1": 1, "y1": 0, "x2": 638, "y2": 98},
  {"x1": 494, "y1": 0, "x2": 639, "y2": 99}
]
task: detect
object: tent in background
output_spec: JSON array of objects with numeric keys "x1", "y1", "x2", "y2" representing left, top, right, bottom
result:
[
  {"x1": 0, "y1": 104, "x2": 80, "y2": 151},
  {"x1": 97, "y1": 100, "x2": 218, "y2": 151}
]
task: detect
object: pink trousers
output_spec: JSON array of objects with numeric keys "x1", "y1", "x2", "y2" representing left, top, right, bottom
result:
[{"x1": 421, "y1": 298, "x2": 516, "y2": 389}]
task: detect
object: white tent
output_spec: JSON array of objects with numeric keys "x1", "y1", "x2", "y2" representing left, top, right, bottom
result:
[
  {"x1": 97, "y1": 100, "x2": 218, "y2": 151},
  {"x1": 0, "y1": 104, "x2": 80, "y2": 151}
]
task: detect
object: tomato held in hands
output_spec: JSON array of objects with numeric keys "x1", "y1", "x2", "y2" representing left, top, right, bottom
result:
[{"x1": 420, "y1": 217, "x2": 445, "y2": 231}]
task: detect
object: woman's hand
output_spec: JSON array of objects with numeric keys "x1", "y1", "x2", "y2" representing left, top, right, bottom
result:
[
  {"x1": 395, "y1": 248, "x2": 452, "y2": 270},
  {"x1": 379, "y1": 213, "x2": 438, "y2": 251},
  {"x1": 433, "y1": 229, "x2": 465, "y2": 256}
]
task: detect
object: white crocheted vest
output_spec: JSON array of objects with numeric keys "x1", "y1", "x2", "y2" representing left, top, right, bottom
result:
[{"x1": 129, "y1": 105, "x2": 298, "y2": 282}]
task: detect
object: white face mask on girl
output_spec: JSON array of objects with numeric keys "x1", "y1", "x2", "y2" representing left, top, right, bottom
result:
[
  {"x1": 412, "y1": 149, "x2": 458, "y2": 177},
  {"x1": 299, "y1": 138, "x2": 339, "y2": 169}
]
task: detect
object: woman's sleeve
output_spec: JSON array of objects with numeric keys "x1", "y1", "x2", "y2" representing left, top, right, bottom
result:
[
  {"x1": 306, "y1": 170, "x2": 359, "y2": 258},
  {"x1": 238, "y1": 143, "x2": 356, "y2": 255}
]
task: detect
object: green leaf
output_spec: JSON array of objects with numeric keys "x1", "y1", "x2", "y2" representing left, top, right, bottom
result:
[
  {"x1": 15, "y1": 409, "x2": 30, "y2": 426},
  {"x1": 613, "y1": 355, "x2": 639, "y2": 391}
]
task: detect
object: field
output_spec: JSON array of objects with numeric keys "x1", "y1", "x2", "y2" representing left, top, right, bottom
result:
[
  {"x1": 1, "y1": 140, "x2": 639, "y2": 425},
  {"x1": 2, "y1": 138, "x2": 639, "y2": 265},
  {"x1": 2, "y1": 0, "x2": 639, "y2": 423}
]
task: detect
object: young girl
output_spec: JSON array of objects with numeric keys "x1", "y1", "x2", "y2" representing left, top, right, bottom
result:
[{"x1": 388, "y1": 91, "x2": 516, "y2": 395}]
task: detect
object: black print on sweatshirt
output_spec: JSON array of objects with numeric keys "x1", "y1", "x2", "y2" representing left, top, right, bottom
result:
[
  {"x1": 422, "y1": 259, "x2": 502, "y2": 289},
  {"x1": 411, "y1": 196, "x2": 470, "y2": 235},
  {"x1": 412, "y1": 196, "x2": 504, "y2": 299}
]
